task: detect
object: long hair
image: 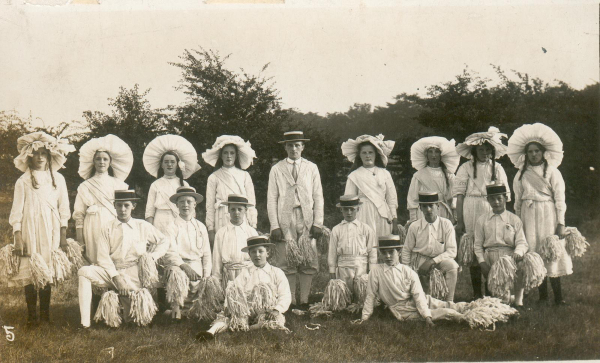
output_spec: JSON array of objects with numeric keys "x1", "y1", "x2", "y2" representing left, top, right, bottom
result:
[
  {"x1": 27, "y1": 147, "x2": 57, "y2": 189},
  {"x1": 470, "y1": 141, "x2": 496, "y2": 181},
  {"x1": 518, "y1": 142, "x2": 548, "y2": 181},
  {"x1": 157, "y1": 151, "x2": 185, "y2": 186},
  {"x1": 349, "y1": 142, "x2": 386, "y2": 173},
  {"x1": 426, "y1": 147, "x2": 450, "y2": 188},
  {"x1": 90, "y1": 150, "x2": 115, "y2": 178},
  {"x1": 214, "y1": 144, "x2": 242, "y2": 170}
]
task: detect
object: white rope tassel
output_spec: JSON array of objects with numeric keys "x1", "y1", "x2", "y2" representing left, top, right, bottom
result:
[
  {"x1": 165, "y1": 267, "x2": 190, "y2": 308},
  {"x1": 137, "y1": 253, "x2": 159, "y2": 289},
  {"x1": 487, "y1": 255, "x2": 517, "y2": 297},
  {"x1": 538, "y1": 235, "x2": 563, "y2": 262},
  {"x1": 248, "y1": 282, "x2": 277, "y2": 316},
  {"x1": 129, "y1": 288, "x2": 158, "y2": 326},
  {"x1": 429, "y1": 268, "x2": 448, "y2": 300},
  {"x1": 94, "y1": 290, "x2": 122, "y2": 328},
  {"x1": 520, "y1": 252, "x2": 547, "y2": 292},
  {"x1": 189, "y1": 276, "x2": 225, "y2": 321},
  {"x1": 461, "y1": 296, "x2": 519, "y2": 330},
  {"x1": 51, "y1": 249, "x2": 73, "y2": 284},
  {"x1": 65, "y1": 238, "x2": 85, "y2": 273},
  {"x1": 224, "y1": 281, "x2": 250, "y2": 332},
  {"x1": 322, "y1": 279, "x2": 352, "y2": 311},
  {"x1": 457, "y1": 233, "x2": 474, "y2": 266},
  {"x1": 565, "y1": 227, "x2": 590, "y2": 258},
  {"x1": 0, "y1": 244, "x2": 20, "y2": 279},
  {"x1": 29, "y1": 252, "x2": 53, "y2": 289}
]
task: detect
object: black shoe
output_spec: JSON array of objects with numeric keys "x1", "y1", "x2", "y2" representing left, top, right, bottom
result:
[{"x1": 195, "y1": 331, "x2": 215, "y2": 342}]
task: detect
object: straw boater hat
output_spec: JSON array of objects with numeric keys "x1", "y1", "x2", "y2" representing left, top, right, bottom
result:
[
  {"x1": 418, "y1": 192, "x2": 439, "y2": 204},
  {"x1": 201, "y1": 135, "x2": 257, "y2": 170},
  {"x1": 169, "y1": 186, "x2": 204, "y2": 204},
  {"x1": 374, "y1": 235, "x2": 404, "y2": 249},
  {"x1": 278, "y1": 131, "x2": 310, "y2": 144},
  {"x1": 410, "y1": 136, "x2": 460, "y2": 173},
  {"x1": 341, "y1": 134, "x2": 395, "y2": 167},
  {"x1": 113, "y1": 190, "x2": 141, "y2": 202},
  {"x1": 78, "y1": 134, "x2": 134, "y2": 180},
  {"x1": 485, "y1": 183, "x2": 508, "y2": 196},
  {"x1": 241, "y1": 235, "x2": 275, "y2": 252},
  {"x1": 507, "y1": 123, "x2": 564, "y2": 169},
  {"x1": 220, "y1": 194, "x2": 254, "y2": 207},
  {"x1": 142, "y1": 135, "x2": 201, "y2": 179},
  {"x1": 14, "y1": 131, "x2": 75, "y2": 172},
  {"x1": 455, "y1": 127, "x2": 508, "y2": 159},
  {"x1": 336, "y1": 194, "x2": 362, "y2": 208}
]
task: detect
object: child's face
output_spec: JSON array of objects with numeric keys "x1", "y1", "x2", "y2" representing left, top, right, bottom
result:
[
  {"x1": 487, "y1": 194, "x2": 506, "y2": 214},
  {"x1": 426, "y1": 147, "x2": 441, "y2": 166},
  {"x1": 475, "y1": 144, "x2": 493, "y2": 163},
  {"x1": 249, "y1": 246, "x2": 268, "y2": 267},
  {"x1": 221, "y1": 145, "x2": 237, "y2": 167},
  {"x1": 177, "y1": 196, "x2": 196, "y2": 219},
  {"x1": 31, "y1": 148, "x2": 49, "y2": 171},
  {"x1": 419, "y1": 203, "x2": 438, "y2": 222},
  {"x1": 161, "y1": 154, "x2": 178, "y2": 176},
  {"x1": 380, "y1": 248, "x2": 400, "y2": 266},
  {"x1": 94, "y1": 151, "x2": 111, "y2": 174},
  {"x1": 228, "y1": 204, "x2": 247, "y2": 225},
  {"x1": 341, "y1": 206, "x2": 358, "y2": 222},
  {"x1": 114, "y1": 201, "x2": 135, "y2": 221}
]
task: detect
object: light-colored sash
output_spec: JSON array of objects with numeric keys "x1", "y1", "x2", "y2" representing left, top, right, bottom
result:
[
  {"x1": 214, "y1": 168, "x2": 245, "y2": 196},
  {"x1": 521, "y1": 169, "x2": 553, "y2": 197},
  {"x1": 276, "y1": 161, "x2": 314, "y2": 232},
  {"x1": 84, "y1": 178, "x2": 118, "y2": 217},
  {"x1": 465, "y1": 165, "x2": 487, "y2": 196},
  {"x1": 348, "y1": 168, "x2": 390, "y2": 221}
]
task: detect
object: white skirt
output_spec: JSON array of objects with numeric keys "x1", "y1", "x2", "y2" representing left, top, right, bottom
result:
[{"x1": 356, "y1": 197, "x2": 392, "y2": 240}]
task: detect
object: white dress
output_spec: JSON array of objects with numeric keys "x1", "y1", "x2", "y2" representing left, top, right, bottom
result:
[
  {"x1": 407, "y1": 166, "x2": 456, "y2": 222},
  {"x1": 454, "y1": 160, "x2": 510, "y2": 234},
  {"x1": 145, "y1": 176, "x2": 189, "y2": 234},
  {"x1": 513, "y1": 165, "x2": 572, "y2": 277},
  {"x1": 73, "y1": 173, "x2": 128, "y2": 263},
  {"x1": 205, "y1": 167, "x2": 257, "y2": 232},
  {"x1": 9, "y1": 169, "x2": 70, "y2": 287},
  {"x1": 345, "y1": 166, "x2": 398, "y2": 239}
]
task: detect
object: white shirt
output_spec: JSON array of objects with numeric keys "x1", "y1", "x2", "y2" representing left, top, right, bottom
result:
[
  {"x1": 163, "y1": 216, "x2": 212, "y2": 277},
  {"x1": 402, "y1": 216, "x2": 457, "y2": 264},
  {"x1": 234, "y1": 262, "x2": 292, "y2": 313},
  {"x1": 212, "y1": 221, "x2": 258, "y2": 280}
]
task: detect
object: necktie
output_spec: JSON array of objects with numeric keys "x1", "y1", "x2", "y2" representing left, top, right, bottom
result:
[{"x1": 292, "y1": 162, "x2": 298, "y2": 181}]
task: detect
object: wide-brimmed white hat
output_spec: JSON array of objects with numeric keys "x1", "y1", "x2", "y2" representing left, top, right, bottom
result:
[
  {"x1": 143, "y1": 135, "x2": 201, "y2": 179},
  {"x1": 456, "y1": 127, "x2": 508, "y2": 159},
  {"x1": 410, "y1": 136, "x2": 460, "y2": 173},
  {"x1": 78, "y1": 134, "x2": 134, "y2": 180},
  {"x1": 14, "y1": 131, "x2": 75, "y2": 172},
  {"x1": 341, "y1": 134, "x2": 395, "y2": 166},
  {"x1": 507, "y1": 123, "x2": 563, "y2": 169},
  {"x1": 201, "y1": 135, "x2": 257, "y2": 170}
]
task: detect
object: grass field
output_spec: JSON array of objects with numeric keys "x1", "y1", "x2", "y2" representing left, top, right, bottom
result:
[{"x1": 0, "y1": 196, "x2": 598, "y2": 362}]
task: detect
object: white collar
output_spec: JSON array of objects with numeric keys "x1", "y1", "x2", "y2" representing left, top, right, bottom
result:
[
  {"x1": 177, "y1": 215, "x2": 196, "y2": 224},
  {"x1": 488, "y1": 210, "x2": 508, "y2": 222},
  {"x1": 117, "y1": 218, "x2": 135, "y2": 229},
  {"x1": 250, "y1": 262, "x2": 272, "y2": 272},
  {"x1": 342, "y1": 219, "x2": 360, "y2": 226},
  {"x1": 419, "y1": 216, "x2": 440, "y2": 231},
  {"x1": 286, "y1": 157, "x2": 302, "y2": 165}
]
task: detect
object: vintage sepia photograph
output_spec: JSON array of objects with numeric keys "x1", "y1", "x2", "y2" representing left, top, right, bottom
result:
[{"x1": 0, "y1": 0, "x2": 598, "y2": 361}]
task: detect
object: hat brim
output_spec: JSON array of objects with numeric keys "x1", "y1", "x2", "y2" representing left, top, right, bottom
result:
[
  {"x1": 336, "y1": 202, "x2": 362, "y2": 208},
  {"x1": 373, "y1": 244, "x2": 403, "y2": 249},
  {"x1": 221, "y1": 201, "x2": 254, "y2": 207},
  {"x1": 278, "y1": 138, "x2": 310, "y2": 144},
  {"x1": 241, "y1": 242, "x2": 275, "y2": 252},
  {"x1": 169, "y1": 192, "x2": 204, "y2": 204},
  {"x1": 113, "y1": 198, "x2": 141, "y2": 202}
]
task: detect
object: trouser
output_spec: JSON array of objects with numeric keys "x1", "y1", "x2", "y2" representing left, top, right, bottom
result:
[
  {"x1": 389, "y1": 295, "x2": 466, "y2": 322},
  {"x1": 412, "y1": 254, "x2": 459, "y2": 302},
  {"x1": 336, "y1": 260, "x2": 368, "y2": 297},
  {"x1": 24, "y1": 284, "x2": 52, "y2": 322},
  {"x1": 538, "y1": 277, "x2": 563, "y2": 303},
  {"x1": 470, "y1": 265, "x2": 488, "y2": 299}
]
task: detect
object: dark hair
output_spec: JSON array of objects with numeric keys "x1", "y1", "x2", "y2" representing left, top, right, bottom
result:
[
  {"x1": 157, "y1": 151, "x2": 185, "y2": 186},
  {"x1": 349, "y1": 142, "x2": 386, "y2": 173},
  {"x1": 518, "y1": 142, "x2": 548, "y2": 181},
  {"x1": 214, "y1": 144, "x2": 242, "y2": 170},
  {"x1": 90, "y1": 150, "x2": 115, "y2": 178},
  {"x1": 470, "y1": 142, "x2": 496, "y2": 181},
  {"x1": 28, "y1": 147, "x2": 56, "y2": 189},
  {"x1": 426, "y1": 147, "x2": 450, "y2": 188}
]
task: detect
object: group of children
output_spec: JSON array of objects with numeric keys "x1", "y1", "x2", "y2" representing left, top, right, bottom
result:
[{"x1": 2, "y1": 122, "x2": 578, "y2": 336}]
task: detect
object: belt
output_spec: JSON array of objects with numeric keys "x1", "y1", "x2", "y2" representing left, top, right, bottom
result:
[
  {"x1": 115, "y1": 260, "x2": 137, "y2": 270},
  {"x1": 337, "y1": 255, "x2": 367, "y2": 262}
]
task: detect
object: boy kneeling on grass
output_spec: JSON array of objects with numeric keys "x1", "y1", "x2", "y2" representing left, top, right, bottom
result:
[
  {"x1": 359, "y1": 236, "x2": 465, "y2": 327},
  {"x1": 474, "y1": 183, "x2": 528, "y2": 307},
  {"x1": 196, "y1": 235, "x2": 291, "y2": 341},
  {"x1": 328, "y1": 195, "x2": 377, "y2": 297},
  {"x1": 77, "y1": 190, "x2": 169, "y2": 328}
]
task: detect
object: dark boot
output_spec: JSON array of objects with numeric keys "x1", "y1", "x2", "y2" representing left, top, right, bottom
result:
[
  {"x1": 550, "y1": 277, "x2": 565, "y2": 305},
  {"x1": 24, "y1": 284, "x2": 38, "y2": 327},
  {"x1": 39, "y1": 285, "x2": 51, "y2": 323},
  {"x1": 156, "y1": 287, "x2": 167, "y2": 313},
  {"x1": 91, "y1": 293, "x2": 102, "y2": 318},
  {"x1": 538, "y1": 278, "x2": 549, "y2": 302},
  {"x1": 470, "y1": 265, "x2": 483, "y2": 299}
]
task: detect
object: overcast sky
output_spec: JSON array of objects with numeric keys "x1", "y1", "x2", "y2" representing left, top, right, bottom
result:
[{"x1": 0, "y1": 1, "x2": 597, "y2": 128}]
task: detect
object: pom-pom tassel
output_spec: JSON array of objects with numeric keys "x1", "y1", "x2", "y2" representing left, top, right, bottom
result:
[
  {"x1": 457, "y1": 233, "x2": 474, "y2": 266},
  {"x1": 65, "y1": 238, "x2": 85, "y2": 273},
  {"x1": 461, "y1": 296, "x2": 519, "y2": 330},
  {"x1": 30, "y1": 252, "x2": 53, "y2": 289},
  {"x1": 316, "y1": 227, "x2": 331, "y2": 255},
  {"x1": 520, "y1": 252, "x2": 547, "y2": 292},
  {"x1": 565, "y1": 227, "x2": 590, "y2": 258},
  {"x1": 165, "y1": 267, "x2": 189, "y2": 308},
  {"x1": 129, "y1": 288, "x2": 158, "y2": 326},
  {"x1": 51, "y1": 249, "x2": 73, "y2": 284},
  {"x1": 190, "y1": 276, "x2": 225, "y2": 321},
  {"x1": 0, "y1": 244, "x2": 20, "y2": 279},
  {"x1": 138, "y1": 253, "x2": 159, "y2": 289},
  {"x1": 224, "y1": 281, "x2": 250, "y2": 332},
  {"x1": 353, "y1": 274, "x2": 369, "y2": 305},
  {"x1": 248, "y1": 282, "x2": 277, "y2": 316},
  {"x1": 256, "y1": 313, "x2": 291, "y2": 333},
  {"x1": 429, "y1": 268, "x2": 448, "y2": 300},
  {"x1": 487, "y1": 255, "x2": 517, "y2": 297},
  {"x1": 298, "y1": 234, "x2": 316, "y2": 264},
  {"x1": 94, "y1": 290, "x2": 122, "y2": 328},
  {"x1": 285, "y1": 238, "x2": 304, "y2": 267},
  {"x1": 538, "y1": 235, "x2": 563, "y2": 262},
  {"x1": 322, "y1": 279, "x2": 352, "y2": 311}
]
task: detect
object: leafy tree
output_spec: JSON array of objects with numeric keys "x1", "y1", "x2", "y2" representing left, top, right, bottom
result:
[{"x1": 0, "y1": 111, "x2": 33, "y2": 190}]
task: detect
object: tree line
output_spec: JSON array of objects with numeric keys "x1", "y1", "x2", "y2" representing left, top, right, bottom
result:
[{"x1": 0, "y1": 48, "x2": 597, "y2": 229}]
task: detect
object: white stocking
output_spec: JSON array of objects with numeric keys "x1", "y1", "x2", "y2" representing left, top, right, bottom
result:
[{"x1": 78, "y1": 276, "x2": 93, "y2": 327}]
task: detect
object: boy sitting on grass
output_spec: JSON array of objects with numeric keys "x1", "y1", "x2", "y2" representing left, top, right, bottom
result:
[{"x1": 196, "y1": 235, "x2": 291, "y2": 341}]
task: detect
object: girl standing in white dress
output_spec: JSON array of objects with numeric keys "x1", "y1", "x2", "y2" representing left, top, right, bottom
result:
[
  {"x1": 73, "y1": 134, "x2": 133, "y2": 264},
  {"x1": 407, "y1": 136, "x2": 460, "y2": 223},
  {"x1": 143, "y1": 135, "x2": 201, "y2": 234},
  {"x1": 342, "y1": 134, "x2": 400, "y2": 239},
  {"x1": 508, "y1": 123, "x2": 572, "y2": 305},
  {"x1": 9, "y1": 132, "x2": 74, "y2": 326},
  {"x1": 201, "y1": 135, "x2": 257, "y2": 246},
  {"x1": 454, "y1": 127, "x2": 510, "y2": 300}
]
